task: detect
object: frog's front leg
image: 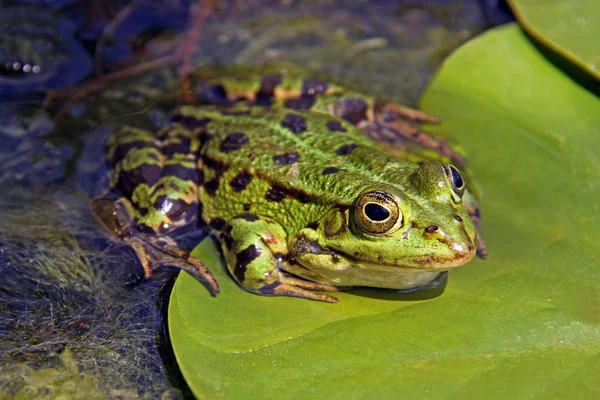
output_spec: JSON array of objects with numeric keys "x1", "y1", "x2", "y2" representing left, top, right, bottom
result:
[
  {"x1": 221, "y1": 215, "x2": 339, "y2": 303},
  {"x1": 91, "y1": 197, "x2": 220, "y2": 294}
]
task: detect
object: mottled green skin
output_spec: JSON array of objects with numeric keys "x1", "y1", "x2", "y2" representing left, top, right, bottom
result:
[{"x1": 94, "y1": 69, "x2": 480, "y2": 301}]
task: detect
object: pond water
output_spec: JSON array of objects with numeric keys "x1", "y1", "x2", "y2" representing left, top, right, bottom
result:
[{"x1": 0, "y1": 1, "x2": 512, "y2": 398}]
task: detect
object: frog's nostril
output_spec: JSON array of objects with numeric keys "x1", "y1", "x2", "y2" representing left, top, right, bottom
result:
[
  {"x1": 425, "y1": 225, "x2": 439, "y2": 234},
  {"x1": 454, "y1": 215, "x2": 463, "y2": 222}
]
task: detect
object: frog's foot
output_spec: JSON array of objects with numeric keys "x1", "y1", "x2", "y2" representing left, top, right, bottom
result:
[
  {"x1": 260, "y1": 280, "x2": 339, "y2": 303},
  {"x1": 363, "y1": 103, "x2": 465, "y2": 166},
  {"x1": 260, "y1": 274, "x2": 340, "y2": 303},
  {"x1": 129, "y1": 236, "x2": 220, "y2": 295}
]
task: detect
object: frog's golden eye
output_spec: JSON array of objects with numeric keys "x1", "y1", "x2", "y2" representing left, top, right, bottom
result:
[
  {"x1": 354, "y1": 191, "x2": 402, "y2": 235},
  {"x1": 443, "y1": 164, "x2": 466, "y2": 198}
]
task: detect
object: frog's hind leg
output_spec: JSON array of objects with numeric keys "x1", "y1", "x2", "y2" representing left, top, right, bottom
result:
[
  {"x1": 221, "y1": 215, "x2": 339, "y2": 303},
  {"x1": 361, "y1": 102, "x2": 465, "y2": 166}
]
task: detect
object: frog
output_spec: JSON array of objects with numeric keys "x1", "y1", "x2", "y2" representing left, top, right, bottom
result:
[{"x1": 91, "y1": 65, "x2": 487, "y2": 303}]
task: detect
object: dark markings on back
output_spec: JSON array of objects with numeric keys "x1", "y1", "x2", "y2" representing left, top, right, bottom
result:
[
  {"x1": 273, "y1": 152, "x2": 300, "y2": 165},
  {"x1": 117, "y1": 164, "x2": 161, "y2": 197},
  {"x1": 333, "y1": 97, "x2": 368, "y2": 125},
  {"x1": 171, "y1": 115, "x2": 213, "y2": 131},
  {"x1": 162, "y1": 164, "x2": 198, "y2": 183},
  {"x1": 284, "y1": 96, "x2": 315, "y2": 111},
  {"x1": 161, "y1": 139, "x2": 191, "y2": 157},
  {"x1": 326, "y1": 120, "x2": 347, "y2": 133},
  {"x1": 281, "y1": 113, "x2": 307, "y2": 133},
  {"x1": 302, "y1": 78, "x2": 328, "y2": 95},
  {"x1": 230, "y1": 172, "x2": 253, "y2": 192},
  {"x1": 196, "y1": 83, "x2": 229, "y2": 104},
  {"x1": 335, "y1": 144, "x2": 358, "y2": 156},
  {"x1": 265, "y1": 184, "x2": 313, "y2": 203},
  {"x1": 322, "y1": 167, "x2": 339, "y2": 175},
  {"x1": 256, "y1": 74, "x2": 282, "y2": 106},
  {"x1": 220, "y1": 132, "x2": 249, "y2": 153},
  {"x1": 235, "y1": 244, "x2": 261, "y2": 282}
]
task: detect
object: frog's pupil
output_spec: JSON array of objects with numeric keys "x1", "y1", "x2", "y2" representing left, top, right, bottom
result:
[
  {"x1": 450, "y1": 166, "x2": 464, "y2": 188},
  {"x1": 364, "y1": 203, "x2": 389, "y2": 222}
]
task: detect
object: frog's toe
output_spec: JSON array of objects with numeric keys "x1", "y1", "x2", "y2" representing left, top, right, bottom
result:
[
  {"x1": 382, "y1": 103, "x2": 440, "y2": 124},
  {"x1": 259, "y1": 281, "x2": 339, "y2": 303},
  {"x1": 129, "y1": 237, "x2": 220, "y2": 295}
]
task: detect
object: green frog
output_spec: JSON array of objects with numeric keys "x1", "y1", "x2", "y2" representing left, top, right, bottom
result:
[{"x1": 92, "y1": 66, "x2": 487, "y2": 303}]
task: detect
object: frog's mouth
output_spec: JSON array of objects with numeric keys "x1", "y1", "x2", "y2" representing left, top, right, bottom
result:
[{"x1": 350, "y1": 249, "x2": 475, "y2": 271}]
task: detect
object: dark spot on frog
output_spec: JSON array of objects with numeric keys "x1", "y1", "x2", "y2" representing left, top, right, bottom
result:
[
  {"x1": 235, "y1": 244, "x2": 262, "y2": 282},
  {"x1": 454, "y1": 215, "x2": 463, "y2": 222},
  {"x1": 265, "y1": 184, "x2": 312, "y2": 203},
  {"x1": 195, "y1": 83, "x2": 229, "y2": 104},
  {"x1": 161, "y1": 139, "x2": 192, "y2": 157},
  {"x1": 302, "y1": 78, "x2": 328, "y2": 95},
  {"x1": 284, "y1": 95, "x2": 316, "y2": 111},
  {"x1": 335, "y1": 144, "x2": 358, "y2": 156},
  {"x1": 333, "y1": 97, "x2": 369, "y2": 125},
  {"x1": 197, "y1": 170, "x2": 205, "y2": 185},
  {"x1": 273, "y1": 152, "x2": 300, "y2": 165},
  {"x1": 265, "y1": 185, "x2": 286, "y2": 202},
  {"x1": 219, "y1": 132, "x2": 249, "y2": 153},
  {"x1": 259, "y1": 281, "x2": 282, "y2": 295},
  {"x1": 326, "y1": 120, "x2": 347, "y2": 133},
  {"x1": 322, "y1": 167, "x2": 339, "y2": 175},
  {"x1": 256, "y1": 74, "x2": 282, "y2": 106},
  {"x1": 425, "y1": 225, "x2": 439, "y2": 234},
  {"x1": 230, "y1": 172, "x2": 253, "y2": 192},
  {"x1": 209, "y1": 218, "x2": 226, "y2": 231},
  {"x1": 153, "y1": 195, "x2": 198, "y2": 221},
  {"x1": 162, "y1": 164, "x2": 198, "y2": 183},
  {"x1": 204, "y1": 178, "x2": 220, "y2": 196},
  {"x1": 202, "y1": 155, "x2": 228, "y2": 174},
  {"x1": 116, "y1": 164, "x2": 162, "y2": 197},
  {"x1": 171, "y1": 115, "x2": 213, "y2": 131},
  {"x1": 281, "y1": 113, "x2": 307, "y2": 133},
  {"x1": 306, "y1": 221, "x2": 319, "y2": 230},
  {"x1": 243, "y1": 203, "x2": 251, "y2": 211},
  {"x1": 233, "y1": 213, "x2": 259, "y2": 222}
]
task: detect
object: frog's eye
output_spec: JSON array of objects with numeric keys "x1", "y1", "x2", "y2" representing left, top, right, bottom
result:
[
  {"x1": 354, "y1": 191, "x2": 402, "y2": 235},
  {"x1": 443, "y1": 164, "x2": 466, "y2": 198}
]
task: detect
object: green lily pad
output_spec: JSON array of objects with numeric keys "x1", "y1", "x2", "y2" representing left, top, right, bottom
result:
[
  {"x1": 169, "y1": 24, "x2": 600, "y2": 399},
  {"x1": 508, "y1": 0, "x2": 600, "y2": 79}
]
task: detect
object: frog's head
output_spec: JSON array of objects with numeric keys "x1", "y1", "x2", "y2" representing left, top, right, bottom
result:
[{"x1": 291, "y1": 162, "x2": 477, "y2": 289}]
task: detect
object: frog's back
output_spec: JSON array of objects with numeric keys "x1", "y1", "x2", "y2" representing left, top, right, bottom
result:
[{"x1": 175, "y1": 105, "x2": 418, "y2": 233}]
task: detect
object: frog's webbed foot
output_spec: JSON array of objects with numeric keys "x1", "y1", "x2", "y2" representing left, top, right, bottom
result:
[
  {"x1": 260, "y1": 273, "x2": 341, "y2": 303},
  {"x1": 362, "y1": 103, "x2": 465, "y2": 166},
  {"x1": 129, "y1": 235, "x2": 220, "y2": 295},
  {"x1": 260, "y1": 275, "x2": 339, "y2": 303}
]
